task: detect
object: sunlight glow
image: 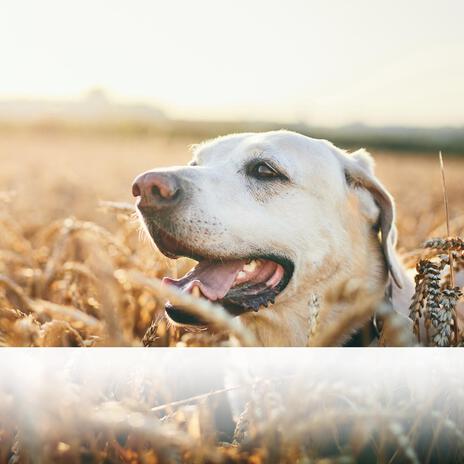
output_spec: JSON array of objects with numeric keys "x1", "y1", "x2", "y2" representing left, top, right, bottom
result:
[{"x1": 0, "y1": 0, "x2": 463, "y2": 126}]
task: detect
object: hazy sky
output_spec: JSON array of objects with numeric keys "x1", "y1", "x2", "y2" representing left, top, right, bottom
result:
[{"x1": 1, "y1": 0, "x2": 463, "y2": 126}]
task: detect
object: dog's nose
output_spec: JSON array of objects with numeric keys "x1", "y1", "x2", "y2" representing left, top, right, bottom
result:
[{"x1": 132, "y1": 171, "x2": 181, "y2": 210}]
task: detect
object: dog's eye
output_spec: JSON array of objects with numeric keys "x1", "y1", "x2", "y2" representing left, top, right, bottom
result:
[{"x1": 249, "y1": 161, "x2": 280, "y2": 179}]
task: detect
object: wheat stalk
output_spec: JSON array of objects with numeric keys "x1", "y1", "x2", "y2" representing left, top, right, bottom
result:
[
  {"x1": 308, "y1": 279, "x2": 379, "y2": 347},
  {"x1": 439, "y1": 152, "x2": 459, "y2": 345}
]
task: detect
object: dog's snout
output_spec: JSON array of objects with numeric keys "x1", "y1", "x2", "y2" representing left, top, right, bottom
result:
[{"x1": 132, "y1": 171, "x2": 182, "y2": 210}]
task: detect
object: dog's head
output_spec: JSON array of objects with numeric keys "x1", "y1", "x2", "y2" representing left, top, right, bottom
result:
[{"x1": 132, "y1": 130, "x2": 402, "y2": 325}]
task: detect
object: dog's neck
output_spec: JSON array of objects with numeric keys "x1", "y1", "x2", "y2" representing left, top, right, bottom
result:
[
  {"x1": 238, "y1": 246, "x2": 415, "y2": 346},
  {"x1": 238, "y1": 217, "x2": 394, "y2": 346},
  {"x1": 238, "y1": 280, "x2": 384, "y2": 347}
]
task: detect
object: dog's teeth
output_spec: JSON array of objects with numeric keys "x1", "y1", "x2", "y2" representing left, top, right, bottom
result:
[
  {"x1": 243, "y1": 260, "x2": 258, "y2": 273},
  {"x1": 237, "y1": 271, "x2": 246, "y2": 280},
  {"x1": 191, "y1": 286, "x2": 201, "y2": 298}
]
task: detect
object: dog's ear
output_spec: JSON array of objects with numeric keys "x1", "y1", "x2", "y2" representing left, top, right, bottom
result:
[{"x1": 341, "y1": 148, "x2": 403, "y2": 288}]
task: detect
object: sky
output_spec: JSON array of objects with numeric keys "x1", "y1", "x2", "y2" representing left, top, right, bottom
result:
[{"x1": 0, "y1": 0, "x2": 463, "y2": 127}]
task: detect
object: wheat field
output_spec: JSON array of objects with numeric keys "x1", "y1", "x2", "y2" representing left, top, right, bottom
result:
[{"x1": 0, "y1": 129, "x2": 463, "y2": 348}]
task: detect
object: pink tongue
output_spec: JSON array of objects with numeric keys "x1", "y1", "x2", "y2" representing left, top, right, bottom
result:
[{"x1": 162, "y1": 259, "x2": 246, "y2": 301}]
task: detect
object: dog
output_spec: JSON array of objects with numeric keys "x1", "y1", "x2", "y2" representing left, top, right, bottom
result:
[{"x1": 132, "y1": 130, "x2": 418, "y2": 346}]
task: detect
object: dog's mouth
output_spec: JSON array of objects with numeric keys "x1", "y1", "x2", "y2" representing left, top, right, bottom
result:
[
  {"x1": 164, "y1": 256, "x2": 293, "y2": 325},
  {"x1": 145, "y1": 220, "x2": 294, "y2": 326}
]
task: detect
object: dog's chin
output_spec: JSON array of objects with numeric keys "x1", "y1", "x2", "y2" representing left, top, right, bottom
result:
[
  {"x1": 164, "y1": 304, "x2": 208, "y2": 326},
  {"x1": 143, "y1": 218, "x2": 294, "y2": 326}
]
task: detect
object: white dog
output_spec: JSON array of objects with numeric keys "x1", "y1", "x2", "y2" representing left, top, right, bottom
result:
[{"x1": 132, "y1": 130, "x2": 416, "y2": 346}]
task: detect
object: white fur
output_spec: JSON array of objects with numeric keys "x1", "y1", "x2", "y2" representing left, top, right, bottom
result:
[{"x1": 142, "y1": 130, "x2": 415, "y2": 346}]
